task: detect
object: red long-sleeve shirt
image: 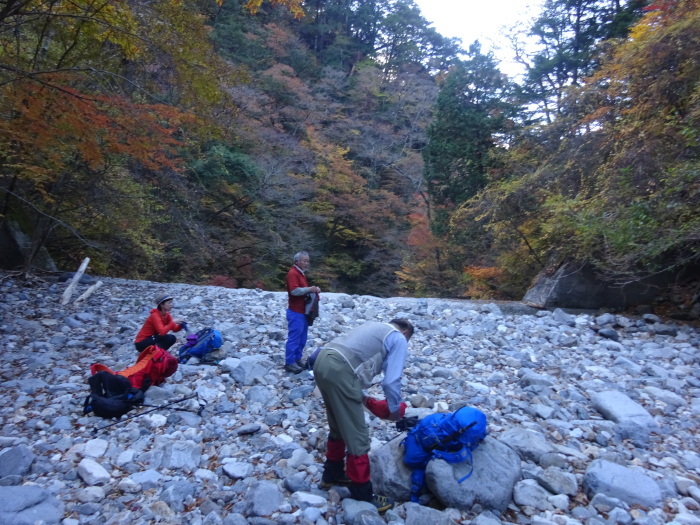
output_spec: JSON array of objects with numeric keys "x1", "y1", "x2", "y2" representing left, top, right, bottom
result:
[
  {"x1": 286, "y1": 265, "x2": 310, "y2": 314},
  {"x1": 135, "y1": 308, "x2": 182, "y2": 342}
]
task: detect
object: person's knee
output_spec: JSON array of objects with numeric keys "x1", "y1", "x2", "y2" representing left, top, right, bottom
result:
[
  {"x1": 346, "y1": 433, "x2": 371, "y2": 457},
  {"x1": 160, "y1": 334, "x2": 176, "y2": 350}
]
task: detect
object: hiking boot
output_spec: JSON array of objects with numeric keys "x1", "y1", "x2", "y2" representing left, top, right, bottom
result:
[
  {"x1": 320, "y1": 460, "x2": 352, "y2": 488},
  {"x1": 319, "y1": 471, "x2": 352, "y2": 488},
  {"x1": 350, "y1": 481, "x2": 395, "y2": 514},
  {"x1": 370, "y1": 494, "x2": 395, "y2": 514},
  {"x1": 284, "y1": 363, "x2": 303, "y2": 374},
  {"x1": 295, "y1": 359, "x2": 308, "y2": 370}
]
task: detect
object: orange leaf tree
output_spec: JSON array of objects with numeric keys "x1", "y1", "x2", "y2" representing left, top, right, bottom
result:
[{"x1": 0, "y1": 0, "x2": 236, "y2": 275}]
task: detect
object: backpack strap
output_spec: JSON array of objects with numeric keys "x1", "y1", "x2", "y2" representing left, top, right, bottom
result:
[
  {"x1": 427, "y1": 418, "x2": 477, "y2": 452},
  {"x1": 431, "y1": 446, "x2": 475, "y2": 482},
  {"x1": 83, "y1": 394, "x2": 93, "y2": 415}
]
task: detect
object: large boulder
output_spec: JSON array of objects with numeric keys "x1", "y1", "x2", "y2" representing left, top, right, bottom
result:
[
  {"x1": 370, "y1": 435, "x2": 413, "y2": 501},
  {"x1": 522, "y1": 260, "x2": 669, "y2": 309},
  {"x1": 371, "y1": 435, "x2": 522, "y2": 512},
  {"x1": 426, "y1": 437, "x2": 522, "y2": 512}
]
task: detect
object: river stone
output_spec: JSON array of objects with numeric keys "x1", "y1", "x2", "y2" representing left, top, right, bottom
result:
[
  {"x1": 583, "y1": 459, "x2": 662, "y2": 508},
  {"x1": 426, "y1": 437, "x2": 521, "y2": 512},
  {"x1": 0, "y1": 445, "x2": 35, "y2": 477}
]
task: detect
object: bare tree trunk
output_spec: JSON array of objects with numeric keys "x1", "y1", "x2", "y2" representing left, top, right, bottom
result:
[
  {"x1": 20, "y1": 171, "x2": 70, "y2": 277},
  {"x1": 21, "y1": 214, "x2": 56, "y2": 278},
  {"x1": 0, "y1": 174, "x2": 18, "y2": 232}
]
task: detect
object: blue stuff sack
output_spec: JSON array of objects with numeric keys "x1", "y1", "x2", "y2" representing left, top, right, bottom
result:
[{"x1": 178, "y1": 328, "x2": 223, "y2": 363}]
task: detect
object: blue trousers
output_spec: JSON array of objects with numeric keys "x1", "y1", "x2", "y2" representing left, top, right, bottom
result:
[{"x1": 285, "y1": 309, "x2": 308, "y2": 364}]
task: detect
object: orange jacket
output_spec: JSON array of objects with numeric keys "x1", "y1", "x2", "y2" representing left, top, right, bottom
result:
[{"x1": 135, "y1": 308, "x2": 182, "y2": 343}]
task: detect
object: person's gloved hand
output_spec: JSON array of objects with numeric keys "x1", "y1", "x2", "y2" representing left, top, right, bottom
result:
[
  {"x1": 395, "y1": 416, "x2": 419, "y2": 432},
  {"x1": 362, "y1": 396, "x2": 407, "y2": 420},
  {"x1": 388, "y1": 409, "x2": 402, "y2": 422}
]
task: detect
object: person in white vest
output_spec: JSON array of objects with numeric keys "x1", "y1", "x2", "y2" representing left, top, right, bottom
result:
[{"x1": 313, "y1": 318, "x2": 414, "y2": 513}]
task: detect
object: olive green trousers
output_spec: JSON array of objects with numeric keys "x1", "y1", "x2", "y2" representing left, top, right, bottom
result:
[{"x1": 314, "y1": 348, "x2": 370, "y2": 456}]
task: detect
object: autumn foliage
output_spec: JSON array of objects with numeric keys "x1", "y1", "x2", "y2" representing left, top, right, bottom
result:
[{"x1": 0, "y1": 0, "x2": 697, "y2": 302}]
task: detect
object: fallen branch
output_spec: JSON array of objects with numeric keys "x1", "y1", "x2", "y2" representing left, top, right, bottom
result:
[
  {"x1": 61, "y1": 257, "x2": 90, "y2": 305},
  {"x1": 74, "y1": 280, "x2": 103, "y2": 304}
]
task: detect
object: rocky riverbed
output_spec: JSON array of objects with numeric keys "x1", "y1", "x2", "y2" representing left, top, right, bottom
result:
[{"x1": 0, "y1": 273, "x2": 699, "y2": 525}]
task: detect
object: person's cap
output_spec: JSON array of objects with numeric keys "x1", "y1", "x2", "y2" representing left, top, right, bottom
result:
[{"x1": 155, "y1": 294, "x2": 174, "y2": 306}]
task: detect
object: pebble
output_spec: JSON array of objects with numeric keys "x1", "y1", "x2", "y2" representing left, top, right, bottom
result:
[{"x1": 0, "y1": 273, "x2": 698, "y2": 524}]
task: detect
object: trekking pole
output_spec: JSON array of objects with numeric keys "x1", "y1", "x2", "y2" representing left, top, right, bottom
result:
[
  {"x1": 92, "y1": 393, "x2": 197, "y2": 434},
  {"x1": 139, "y1": 404, "x2": 198, "y2": 413}
]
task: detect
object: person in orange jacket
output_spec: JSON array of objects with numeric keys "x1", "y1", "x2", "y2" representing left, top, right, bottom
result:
[{"x1": 134, "y1": 294, "x2": 184, "y2": 352}]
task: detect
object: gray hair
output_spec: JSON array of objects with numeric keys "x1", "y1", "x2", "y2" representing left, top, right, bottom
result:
[{"x1": 293, "y1": 251, "x2": 310, "y2": 263}]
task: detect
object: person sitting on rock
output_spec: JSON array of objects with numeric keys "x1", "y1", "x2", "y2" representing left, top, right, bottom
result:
[
  {"x1": 313, "y1": 318, "x2": 413, "y2": 513},
  {"x1": 134, "y1": 294, "x2": 184, "y2": 352}
]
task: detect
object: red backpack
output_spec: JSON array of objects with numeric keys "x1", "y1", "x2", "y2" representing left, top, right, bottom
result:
[{"x1": 91, "y1": 345, "x2": 178, "y2": 391}]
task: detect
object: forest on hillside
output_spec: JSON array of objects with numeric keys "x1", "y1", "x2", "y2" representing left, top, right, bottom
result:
[{"x1": 0, "y1": 0, "x2": 698, "y2": 302}]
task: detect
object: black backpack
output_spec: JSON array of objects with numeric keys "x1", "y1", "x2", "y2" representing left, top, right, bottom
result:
[{"x1": 84, "y1": 371, "x2": 145, "y2": 419}]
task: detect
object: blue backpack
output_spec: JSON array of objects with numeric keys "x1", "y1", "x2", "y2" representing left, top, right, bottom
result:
[
  {"x1": 402, "y1": 406, "x2": 488, "y2": 502},
  {"x1": 177, "y1": 328, "x2": 223, "y2": 363}
]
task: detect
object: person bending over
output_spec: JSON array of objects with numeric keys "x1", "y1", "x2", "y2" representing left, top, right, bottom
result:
[{"x1": 314, "y1": 318, "x2": 413, "y2": 512}]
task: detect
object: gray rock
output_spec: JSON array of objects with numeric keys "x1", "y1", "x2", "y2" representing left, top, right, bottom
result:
[
  {"x1": 534, "y1": 466, "x2": 578, "y2": 496},
  {"x1": 0, "y1": 485, "x2": 63, "y2": 525},
  {"x1": 426, "y1": 437, "x2": 522, "y2": 512},
  {"x1": 77, "y1": 458, "x2": 110, "y2": 485},
  {"x1": 590, "y1": 390, "x2": 659, "y2": 445},
  {"x1": 595, "y1": 313, "x2": 617, "y2": 326},
  {"x1": 342, "y1": 498, "x2": 380, "y2": 524},
  {"x1": 236, "y1": 423, "x2": 262, "y2": 435},
  {"x1": 159, "y1": 440, "x2": 202, "y2": 472},
  {"x1": 0, "y1": 445, "x2": 35, "y2": 477},
  {"x1": 51, "y1": 416, "x2": 73, "y2": 430},
  {"x1": 129, "y1": 469, "x2": 163, "y2": 489},
  {"x1": 552, "y1": 308, "x2": 576, "y2": 326},
  {"x1": 245, "y1": 480, "x2": 283, "y2": 516},
  {"x1": 231, "y1": 356, "x2": 270, "y2": 386},
  {"x1": 246, "y1": 385, "x2": 275, "y2": 405},
  {"x1": 160, "y1": 480, "x2": 196, "y2": 512},
  {"x1": 583, "y1": 459, "x2": 662, "y2": 508},
  {"x1": 403, "y1": 501, "x2": 458, "y2": 524},
  {"x1": 370, "y1": 435, "x2": 414, "y2": 500},
  {"x1": 288, "y1": 384, "x2": 315, "y2": 401},
  {"x1": 223, "y1": 460, "x2": 253, "y2": 480},
  {"x1": 513, "y1": 478, "x2": 554, "y2": 511},
  {"x1": 518, "y1": 369, "x2": 555, "y2": 388},
  {"x1": 653, "y1": 324, "x2": 678, "y2": 336},
  {"x1": 499, "y1": 428, "x2": 556, "y2": 463},
  {"x1": 283, "y1": 472, "x2": 311, "y2": 493},
  {"x1": 598, "y1": 328, "x2": 620, "y2": 341}
]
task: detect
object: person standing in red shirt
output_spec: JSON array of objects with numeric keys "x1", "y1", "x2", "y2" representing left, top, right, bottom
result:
[{"x1": 285, "y1": 251, "x2": 320, "y2": 374}]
